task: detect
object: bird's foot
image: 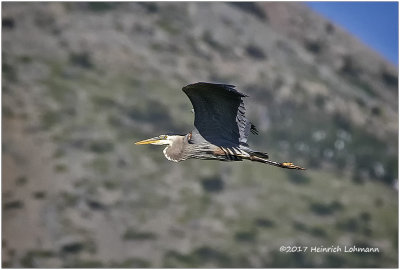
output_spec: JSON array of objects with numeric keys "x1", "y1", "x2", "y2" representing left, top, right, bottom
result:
[{"x1": 281, "y1": 162, "x2": 306, "y2": 170}]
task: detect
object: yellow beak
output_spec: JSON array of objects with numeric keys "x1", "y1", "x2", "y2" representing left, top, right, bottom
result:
[{"x1": 134, "y1": 138, "x2": 161, "y2": 145}]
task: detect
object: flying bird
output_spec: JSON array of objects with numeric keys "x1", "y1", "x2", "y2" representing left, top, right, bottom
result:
[{"x1": 135, "y1": 82, "x2": 305, "y2": 170}]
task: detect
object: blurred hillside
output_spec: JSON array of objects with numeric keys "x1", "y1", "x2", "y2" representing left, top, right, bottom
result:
[{"x1": 2, "y1": 2, "x2": 398, "y2": 268}]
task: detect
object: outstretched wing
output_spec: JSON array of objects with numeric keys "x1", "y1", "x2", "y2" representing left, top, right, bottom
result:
[{"x1": 183, "y1": 82, "x2": 255, "y2": 147}]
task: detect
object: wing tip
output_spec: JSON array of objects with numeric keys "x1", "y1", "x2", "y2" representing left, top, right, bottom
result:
[
  {"x1": 182, "y1": 82, "x2": 248, "y2": 97},
  {"x1": 250, "y1": 123, "x2": 259, "y2": 135}
]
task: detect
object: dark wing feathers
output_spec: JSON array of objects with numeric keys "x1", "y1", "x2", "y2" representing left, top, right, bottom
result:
[
  {"x1": 183, "y1": 82, "x2": 255, "y2": 147},
  {"x1": 250, "y1": 122, "x2": 259, "y2": 135}
]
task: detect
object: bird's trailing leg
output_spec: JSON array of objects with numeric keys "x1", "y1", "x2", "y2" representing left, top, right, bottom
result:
[
  {"x1": 249, "y1": 155, "x2": 306, "y2": 170},
  {"x1": 280, "y1": 162, "x2": 306, "y2": 170}
]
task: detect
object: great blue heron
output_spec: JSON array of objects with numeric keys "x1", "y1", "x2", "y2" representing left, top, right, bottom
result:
[{"x1": 135, "y1": 82, "x2": 305, "y2": 170}]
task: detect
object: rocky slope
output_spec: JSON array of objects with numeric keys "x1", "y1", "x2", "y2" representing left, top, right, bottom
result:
[{"x1": 2, "y1": 2, "x2": 398, "y2": 267}]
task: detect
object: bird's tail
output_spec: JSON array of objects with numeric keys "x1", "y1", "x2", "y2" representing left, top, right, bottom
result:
[
  {"x1": 251, "y1": 151, "x2": 269, "y2": 159},
  {"x1": 248, "y1": 154, "x2": 306, "y2": 170}
]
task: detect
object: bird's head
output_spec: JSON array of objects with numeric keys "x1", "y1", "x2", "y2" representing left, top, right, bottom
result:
[{"x1": 135, "y1": 135, "x2": 178, "y2": 146}]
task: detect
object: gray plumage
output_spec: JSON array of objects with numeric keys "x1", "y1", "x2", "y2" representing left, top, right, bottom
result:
[{"x1": 135, "y1": 82, "x2": 305, "y2": 170}]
